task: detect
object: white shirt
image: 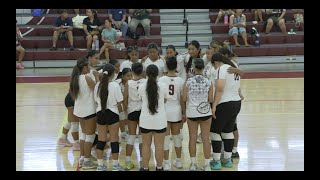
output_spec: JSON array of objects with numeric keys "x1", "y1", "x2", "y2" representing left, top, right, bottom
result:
[
  {"x1": 94, "y1": 81, "x2": 123, "y2": 114},
  {"x1": 214, "y1": 64, "x2": 241, "y2": 104},
  {"x1": 184, "y1": 54, "x2": 209, "y2": 79},
  {"x1": 127, "y1": 78, "x2": 147, "y2": 114},
  {"x1": 138, "y1": 82, "x2": 168, "y2": 130},
  {"x1": 120, "y1": 59, "x2": 142, "y2": 72},
  {"x1": 158, "y1": 76, "x2": 184, "y2": 107},
  {"x1": 204, "y1": 62, "x2": 217, "y2": 87},
  {"x1": 73, "y1": 74, "x2": 96, "y2": 118},
  {"x1": 176, "y1": 52, "x2": 188, "y2": 82},
  {"x1": 143, "y1": 57, "x2": 167, "y2": 77},
  {"x1": 186, "y1": 75, "x2": 212, "y2": 118}
]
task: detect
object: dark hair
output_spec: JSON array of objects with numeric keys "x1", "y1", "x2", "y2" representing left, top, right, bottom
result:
[
  {"x1": 105, "y1": 18, "x2": 112, "y2": 23},
  {"x1": 109, "y1": 59, "x2": 119, "y2": 66},
  {"x1": 218, "y1": 47, "x2": 236, "y2": 59},
  {"x1": 166, "y1": 45, "x2": 179, "y2": 56},
  {"x1": 186, "y1": 40, "x2": 201, "y2": 73},
  {"x1": 69, "y1": 57, "x2": 89, "y2": 100},
  {"x1": 210, "y1": 40, "x2": 224, "y2": 48},
  {"x1": 148, "y1": 42, "x2": 159, "y2": 50},
  {"x1": 122, "y1": 68, "x2": 132, "y2": 76},
  {"x1": 146, "y1": 65, "x2": 159, "y2": 115},
  {"x1": 131, "y1": 62, "x2": 143, "y2": 75},
  {"x1": 86, "y1": 50, "x2": 99, "y2": 58},
  {"x1": 58, "y1": 9, "x2": 67, "y2": 14},
  {"x1": 211, "y1": 53, "x2": 237, "y2": 68},
  {"x1": 98, "y1": 64, "x2": 115, "y2": 112},
  {"x1": 193, "y1": 58, "x2": 205, "y2": 70},
  {"x1": 87, "y1": 9, "x2": 98, "y2": 19},
  {"x1": 126, "y1": 45, "x2": 138, "y2": 59},
  {"x1": 166, "y1": 57, "x2": 177, "y2": 71}
]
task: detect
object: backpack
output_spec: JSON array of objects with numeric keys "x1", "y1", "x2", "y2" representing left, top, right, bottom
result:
[{"x1": 31, "y1": 9, "x2": 44, "y2": 17}]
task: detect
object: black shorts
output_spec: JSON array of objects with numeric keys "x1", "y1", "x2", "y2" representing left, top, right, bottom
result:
[
  {"x1": 140, "y1": 127, "x2": 166, "y2": 134},
  {"x1": 188, "y1": 115, "x2": 212, "y2": 121},
  {"x1": 211, "y1": 100, "x2": 241, "y2": 133},
  {"x1": 83, "y1": 113, "x2": 96, "y2": 120},
  {"x1": 97, "y1": 109, "x2": 119, "y2": 125},
  {"x1": 64, "y1": 92, "x2": 74, "y2": 107},
  {"x1": 84, "y1": 32, "x2": 102, "y2": 40},
  {"x1": 233, "y1": 123, "x2": 238, "y2": 131},
  {"x1": 58, "y1": 32, "x2": 68, "y2": 40},
  {"x1": 169, "y1": 120, "x2": 182, "y2": 124},
  {"x1": 128, "y1": 111, "x2": 141, "y2": 122}
]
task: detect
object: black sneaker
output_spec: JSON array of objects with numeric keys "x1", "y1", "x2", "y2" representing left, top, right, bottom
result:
[
  {"x1": 70, "y1": 46, "x2": 75, "y2": 51},
  {"x1": 231, "y1": 152, "x2": 240, "y2": 158},
  {"x1": 50, "y1": 46, "x2": 57, "y2": 51},
  {"x1": 139, "y1": 167, "x2": 149, "y2": 171},
  {"x1": 156, "y1": 167, "x2": 164, "y2": 171}
]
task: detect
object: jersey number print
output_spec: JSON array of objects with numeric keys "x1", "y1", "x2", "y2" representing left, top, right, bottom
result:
[{"x1": 169, "y1": 84, "x2": 174, "y2": 95}]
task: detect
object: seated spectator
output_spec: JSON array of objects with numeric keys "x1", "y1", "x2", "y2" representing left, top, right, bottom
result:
[
  {"x1": 16, "y1": 19, "x2": 25, "y2": 69},
  {"x1": 108, "y1": 9, "x2": 128, "y2": 38},
  {"x1": 215, "y1": 9, "x2": 234, "y2": 24},
  {"x1": 50, "y1": 9, "x2": 75, "y2": 51},
  {"x1": 99, "y1": 19, "x2": 118, "y2": 61},
  {"x1": 83, "y1": 9, "x2": 103, "y2": 50},
  {"x1": 228, "y1": 9, "x2": 250, "y2": 47},
  {"x1": 255, "y1": 9, "x2": 287, "y2": 34},
  {"x1": 128, "y1": 9, "x2": 152, "y2": 37}
]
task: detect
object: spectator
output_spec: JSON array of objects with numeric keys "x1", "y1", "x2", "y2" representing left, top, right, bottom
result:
[
  {"x1": 255, "y1": 9, "x2": 287, "y2": 34},
  {"x1": 83, "y1": 9, "x2": 103, "y2": 50},
  {"x1": 50, "y1": 9, "x2": 75, "y2": 51},
  {"x1": 16, "y1": 19, "x2": 25, "y2": 69},
  {"x1": 228, "y1": 9, "x2": 250, "y2": 47},
  {"x1": 215, "y1": 9, "x2": 234, "y2": 25},
  {"x1": 108, "y1": 9, "x2": 128, "y2": 38},
  {"x1": 128, "y1": 9, "x2": 152, "y2": 37},
  {"x1": 99, "y1": 19, "x2": 118, "y2": 61}
]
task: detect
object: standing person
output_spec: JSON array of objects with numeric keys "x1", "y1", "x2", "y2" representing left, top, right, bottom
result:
[
  {"x1": 164, "y1": 45, "x2": 188, "y2": 82},
  {"x1": 57, "y1": 92, "x2": 80, "y2": 151},
  {"x1": 158, "y1": 57, "x2": 185, "y2": 170},
  {"x1": 210, "y1": 53, "x2": 242, "y2": 170},
  {"x1": 185, "y1": 40, "x2": 204, "y2": 80},
  {"x1": 120, "y1": 46, "x2": 141, "y2": 72},
  {"x1": 182, "y1": 58, "x2": 213, "y2": 171},
  {"x1": 123, "y1": 62, "x2": 146, "y2": 170},
  {"x1": 138, "y1": 64, "x2": 169, "y2": 171},
  {"x1": 108, "y1": 9, "x2": 128, "y2": 38},
  {"x1": 16, "y1": 19, "x2": 25, "y2": 69},
  {"x1": 94, "y1": 64, "x2": 124, "y2": 171},
  {"x1": 143, "y1": 43, "x2": 167, "y2": 77},
  {"x1": 109, "y1": 59, "x2": 121, "y2": 81},
  {"x1": 115, "y1": 68, "x2": 133, "y2": 142},
  {"x1": 70, "y1": 57, "x2": 99, "y2": 170}
]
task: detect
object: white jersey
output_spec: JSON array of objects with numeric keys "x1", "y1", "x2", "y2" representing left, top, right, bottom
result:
[
  {"x1": 73, "y1": 74, "x2": 96, "y2": 118},
  {"x1": 176, "y1": 52, "x2": 188, "y2": 82},
  {"x1": 115, "y1": 78, "x2": 125, "y2": 94},
  {"x1": 184, "y1": 54, "x2": 209, "y2": 79},
  {"x1": 204, "y1": 62, "x2": 217, "y2": 87},
  {"x1": 143, "y1": 57, "x2": 167, "y2": 77},
  {"x1": 214, "y1": 64, "x2": 241, "y2": 104},
  {"x1": 88, "y1": 68, "x2": 97, "y2": 83},
  {"x1": 127, "y1": 78, "x2": 147, "y2": 114},
  {"x1": 94, "y1": 81, "x2": 123, "y2": 114},
  {"x1": 158, "y1": 76, "x2": 184, "y2": 122},
  {"x1": 186, "y1": 75, "x2": 212, "y2": 118},
  {"x1": 138, "y1": 82, "x2": 168, "y2": 130},
  {"x1": 120, "y1": 59, "x2": 142, "y2": 72}
]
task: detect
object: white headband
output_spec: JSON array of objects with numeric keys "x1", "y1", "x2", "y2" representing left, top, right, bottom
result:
[{"x1": 103, "y1": 71, "x2": 108, "y2": 75}]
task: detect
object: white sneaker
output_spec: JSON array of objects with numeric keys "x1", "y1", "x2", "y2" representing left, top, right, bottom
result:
[
  {"x1": 173, "y1": 159, "x2": 183, "y2": 169},
  {"x1": 163, "y1": 161, "x2": 171, "y2": 171},
  {"x1": 189, "y1": 163, "x2": 197, "y2": 171},
  {"x1": 196, "y1": 134, "x2": 202, "y2": 143},
  {"x1": 201, "y1": 165, "x2": 211, "y2": 171}
]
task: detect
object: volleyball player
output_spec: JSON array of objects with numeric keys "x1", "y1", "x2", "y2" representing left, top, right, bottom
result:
[{"x1": 142, "y1": 43, "x2": 167, "y2": 77}]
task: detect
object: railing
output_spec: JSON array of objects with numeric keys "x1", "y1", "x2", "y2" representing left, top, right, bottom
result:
[{"x1": 183, "y1": 9, "x2": 189, "y2": 48}]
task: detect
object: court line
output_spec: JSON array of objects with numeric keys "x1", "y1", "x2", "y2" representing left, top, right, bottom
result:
[{"x1": 239, "y1": 112, "x2": 303, "y2": 115}]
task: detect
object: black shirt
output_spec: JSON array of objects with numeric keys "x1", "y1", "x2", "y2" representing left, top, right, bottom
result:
[{"x1": 83, "y1": 17, "x2": 102, "y2": 32}]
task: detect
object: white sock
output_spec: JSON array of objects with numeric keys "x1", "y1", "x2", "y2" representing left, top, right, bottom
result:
[
  {"x1": 224, "y1": 151, "x2": 232, "y2": 159},
  {"x1": 61, "y1": 133, "x2": 67, "y2": 140},
  {"x1": 205, "y1": 159, "x2": 210, "y2": 165},
  {"x1": 97, "y1": 159, "x2": 103, "y2": 166},
  {"x1": 112, "y1": 160, "x2": 118, "y2": 166},
  {"x1": 190, "y1": 157, "x2": 196, "y2": 164},
  {"x1": 213, "y1": 153, "x2": 221, "y2": 161},
  {"x1": 126, "y1": 156, "x2": 131, "y2": 162},
  {"x1": 176, "y1": 158, "x2": 181, "y2": 162},
  {"x1": 80, "y1": 156, "x2": 85, "y2": 160},
  {"x1": 125, "y1": 125, "x2": 129, "y2": 132},
  {"x1": 232, "y1": 147, "x2": 238, "y2": 153},
  {"x1": 84, "y1": 158, "x2": 90, "y2": 162},
  {"x1": 165, "y1": 160, "x2": 170, "y2": 164}
]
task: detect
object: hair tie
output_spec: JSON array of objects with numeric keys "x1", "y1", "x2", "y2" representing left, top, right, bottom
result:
[{"x1": 103, "y1": 71, "x2": 108, "y2": 75}]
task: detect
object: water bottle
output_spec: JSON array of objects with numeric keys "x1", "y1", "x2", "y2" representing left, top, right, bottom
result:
[
  {"x1": 224, "y1": 15, "x2": 228, "y2": 25},
  {"x1": 95, "y1": 40, "x2": 99, "y2": 51},
  {"x1": 255, "y1": 38, "x2": 260, "y2": 47},
  {"x1": 91, "y1": 42, "x2": 95, "y2": 50}
]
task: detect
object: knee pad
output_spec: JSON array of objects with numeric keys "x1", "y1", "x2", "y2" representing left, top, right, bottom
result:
[
  {"x1": 80, "y1": 133, "x2": 86, "y2": 141},
  {"x1": 210, "y1": 133, "x2": 222, "y2": 141},
  {"x1": 96, "y1": 140, "x2": 106, "y2": 151},
  {"x1": 138, "y1": 135, "x2": 142, "y2": 144},
  {"x1": 70, "y1": 122, "x2": 79, "y2": 132},
  {"x1": 164, "y1": 135, "x2": 171, "y2": 150},
  {"x1": 85, "y1": 134, "x2": 96, "y2": 143},
  {"x1": 127, "y1": 135, "x2": 136, "y2": 145},
  {"x1": 221, "y1": 132, "x2": 234, "y2": 139},
  {"x1": 63, "y1": 122, "x2": 71, "y2": 129},
  {"x1": 111, "y1": 142, "x2": 120, "y2": 153},
  {"x1": 172, "y1": 135, "x2": 182, "y2": 148}
]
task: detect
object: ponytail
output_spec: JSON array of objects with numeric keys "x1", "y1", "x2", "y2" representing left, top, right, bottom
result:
[
  {"x1": 98, "y1": 64, "x2": 115, "y2": 112},
  {"x1": 70, "y1": 57, "x2": 89, "y2": 100},
  {"x1": 145, "y1": 65, "x2": 159, "y2": 115}
]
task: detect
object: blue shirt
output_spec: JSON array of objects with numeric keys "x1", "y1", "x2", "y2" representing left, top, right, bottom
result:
[
  {"x1": 108, "y1": 9, "x2": 126, "y2": 21},
  {"x1": 101, "y1": 28, "x2": 117, "y2": 42},
  {"x1": 55, "y1": 16, "x2": 73, "y2": 27}
]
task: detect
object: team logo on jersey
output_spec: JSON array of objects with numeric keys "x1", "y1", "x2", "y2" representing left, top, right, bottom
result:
[{"x1": 197, "y1": 102, "x2": 210, "y2": 114}]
